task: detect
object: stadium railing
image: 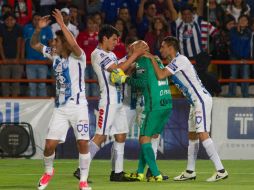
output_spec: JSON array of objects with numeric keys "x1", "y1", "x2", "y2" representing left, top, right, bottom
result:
[{"x1": 0, "y1": 59, "x2": 254, "y2": 98}]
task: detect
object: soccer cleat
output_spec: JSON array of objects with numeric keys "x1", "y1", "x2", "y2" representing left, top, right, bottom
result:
[
  {"x1": 206, "y1": 170, "x2": 228, "y2": 182},
  {"x1": 146, "y1": 168, "x2": 169, "y2": 180},
  {"x1": 110, "y1": 171, "x2": 132, "y2": 182},
  {"x1": 73, "y1": 168, "x2": 92, "y2": 183},
  {"x1": 79, "y1": 181, "x2": 92, "y2": 190},
  {"x1": 174, "y1": 171, "x2": 196, "y2": 181},
  {"x1": 147, "y1": 174, "x2": 163, "y2": 182},
  {"x1": 125, "y1": 173, "x2": 145, "y2": 181},
  {"x1": 74, "y1": 168, "x2": 80, "y2": 180},
  {"x1": 37, "y1": 169, "x2": 54, "y2": 190}
]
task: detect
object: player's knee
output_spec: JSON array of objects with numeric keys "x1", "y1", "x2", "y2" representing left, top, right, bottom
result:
[
  {"x1": 198, "y1": 132, "x2": 210, "y2": 142},
  {"x1": 93, "y1": 134, "x2": 107, "y2": 146},
  {"x1": 188, "y1": 132, "x2": 198, "y2": 140},
  {"x1": 114, "y1": 133, "x2": 126, "y2": 142},
  {"x1": 152, "y1": 134, "x2": 159, "y2": 139}
]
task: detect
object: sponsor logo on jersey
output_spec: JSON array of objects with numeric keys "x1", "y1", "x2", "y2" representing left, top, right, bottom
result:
[
  {"x1": 228, "y1": 107, "x2": 254, "y2": 139},
  {"x1": 160, "y1": 98, "x2": 171, "y2": 106},
  {"x1": 160, "y1": 89, "x2": 170, "y2": 96},
  {"x1": 136, "y1": 68, "x2": 145, "y2": 74},
  {"x1": 100, "y1": 53, "x2": 105, "y2": 58},
  {"x1": 158, "y1": 80, "x2": 168, "y2": 86},
  {"x1": 101, "y1": 57, "x2": 112, "y2": 68},
  {"x1": 98, "y1": 109, "x2": 105, "y2": 129}
]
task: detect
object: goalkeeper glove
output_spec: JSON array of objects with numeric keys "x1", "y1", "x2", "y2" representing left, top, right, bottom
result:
[{"x1": 110, "y1": 68, "x2": 128, "y2": 84}]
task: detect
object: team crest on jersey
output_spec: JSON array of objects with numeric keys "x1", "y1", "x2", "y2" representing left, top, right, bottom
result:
[
  {"x1": 137, "y1": 68, "x2": 145, "y2": 74},
  {"x1": 100, "y1": 53, "x2": 105, "y2": 58},
  {"x1": 45, "y1": 47, "x2": 52, "y2": 54},
  {"x1": 196, "y1": 116, "x2": 202, "y2": 124},
  {"x1": 62, "y1": 61, "x2": 68, "y2": 69}
]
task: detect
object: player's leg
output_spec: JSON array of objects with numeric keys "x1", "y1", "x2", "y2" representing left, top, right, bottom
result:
[
  {"x1": 73, "y1": 104, "x2": 115, "y2": 180},
  {"x1": 197, "y1": 99, "x2": 228, "y2": 182},
  {"x1": 110, "y1": 105, "x2": 129, "y2": 181},
  {"x1": 198, "y1": 132, "x2": 228, "y2": 182},
  {"x1": 71, "y1": 103, "x2": 92, "y2": 190},
  {"x1": 174, "y1": 106, "x2": 198, "y2": 181},
  {"x1": 38, "y1": 108, "x2": 69, "y2": 190}
]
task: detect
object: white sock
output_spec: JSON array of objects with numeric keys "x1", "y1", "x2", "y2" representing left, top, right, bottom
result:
[
  {"x1": 89, "y1": 140, "x2": 100, "y2": 160},
  {"x1": 111, "y1": 142, "x2": 115, "y2": 172},
  {"x1": 114, "y1": 141, "x2": 125, "y2": 173},
  {"x1": 79, "y1": 153, "x2": 91, "y2": 182},
  {"x1": 151, "y1": 137, "x2": 159, "y2": 159},
  {"x1": 44, "y1": 152, "x2": 55, "y2": 175},
  {"x1": 202, "y1": 138, "x2": 224, "y2": 171},
  {"x1": 186, "y1": 139, "x2": 199, "y2": 171}
]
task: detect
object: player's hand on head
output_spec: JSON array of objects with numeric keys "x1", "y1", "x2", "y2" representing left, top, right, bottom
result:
[
  {"x1": 37, "y1": 15, "x2": 51, "y2": 29},
  {"x1": 52, "y1": 9, "x2": 64, "y2": 26},
  {"x1": 143, "y1": 52, "x2": 155, "y2": 60},
  {"x1": 110, "y1": 68, "x2": 128, "y2": 84}
]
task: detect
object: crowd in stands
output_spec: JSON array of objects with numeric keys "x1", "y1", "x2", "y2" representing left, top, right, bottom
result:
[{"x1": 0, "y1": 0, "x2": 254, "y2": 97}]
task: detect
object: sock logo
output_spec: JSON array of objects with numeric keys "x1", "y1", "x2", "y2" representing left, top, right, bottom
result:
[{"x1": 228, "y1": 107, "x2": 254, "y2": 139}]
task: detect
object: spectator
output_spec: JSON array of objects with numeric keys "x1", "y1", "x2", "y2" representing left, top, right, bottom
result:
[
  {"x1": 22, "y1": 12, "x2": 53, "y2": 97},
  {"x1": 92, "y1": 11, "x2": 103, "y2": 32},
  {"x1": 77, "y1": 16, "x2": 99, "y2": 97},
  {"x1": 168, "y1": 0, "x2": 217, "y2": 59},
  {"x1": 69, "y1": 4, "x2": 85, "y2": 31},
  {"x1": 228, "y1": 14, "x2": 252, "y2": 97},
  {"x1": 8, "y1": 0, "x2": 33, "y2": 26},
  {"x1": 144, "y1": 15, "x2": 169, "y2": 57},
  {"x1": 0, "y1": 4, "x2": 12, "y2": 24},
  {"x1": 86, "y1": 0, "x2": 102, "y2": 15},
  {"x1": 114, "y1": 18, "x2": 128, "y2": 43},
  {"x1": 136, "y1": 0, "x2": 157, "y2": 39},
  {"x1": 226, "y1": 0, "x2": 250, "y2": 22},
  {"x1": 118, "y1": 6, "x2": 132, "y2": 30},
  {"x1": 101, "y1": 0, "x2": 126, "y2": 24},
  {"x1": 202, "y1": 0, "x2": 225, "y2": 28},
  {"x1": 212, "y1": 15, "x2": 236, "y2": 79},
  {"x1": 112, "y1": 18, "x2": 127, "y2": 59},
  {"x1": 0, "y1": 13, "x2": 23, "y2": 97},
  {"x1": 51, "y1": 7, "x2": 79, "y2": 38}
]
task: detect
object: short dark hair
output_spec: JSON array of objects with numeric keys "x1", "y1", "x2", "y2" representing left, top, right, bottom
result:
[
  {"x1": 180, "y1": 4, "x2": 193, "y2": 13},
  {"x1": 3, "y1": 12, "x2": 16, "y2": 21},
  {"x1": 163, "y1": 36, "x2": 180, "y2": 52},
  {"x1": 55, "y1": 30, "x2": 67, "y2": 42},
  {"x1": 98, "y1": 24, "x2": 120, "y2": 43},
  {"x1": 144, "y1": 0, "x2": 156, "y2": 10}
]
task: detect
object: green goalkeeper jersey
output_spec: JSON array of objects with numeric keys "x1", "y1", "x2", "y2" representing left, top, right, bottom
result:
[{"x1": 127, "y1": 56, "x2": 172, "y2": 112}]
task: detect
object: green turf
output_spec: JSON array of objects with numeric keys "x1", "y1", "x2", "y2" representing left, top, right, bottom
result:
[{"x1": 0, "y1": 159, "x2": 253, "y2": 190}]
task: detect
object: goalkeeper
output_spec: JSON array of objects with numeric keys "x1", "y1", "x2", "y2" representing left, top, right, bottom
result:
[{"x1": 111, "y1": 40, "x2": 172, "y2": 182}]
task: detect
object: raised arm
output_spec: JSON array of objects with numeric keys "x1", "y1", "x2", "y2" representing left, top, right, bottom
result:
[
  {"x1": 137, "y1": 0, "x2": 147, "y2": 23},
  {"x1": 167, "y1": 0, "x2": 178, "y2": 21},
  {"x1": 52, "y1": 9, "x2": 82, "y2": 57},
  {"x1": 197, "y1": 0, "x2": 204, "y2": 17},
  {"x1": 30, "y1": 15, "x2": 51, "y2": 53}
]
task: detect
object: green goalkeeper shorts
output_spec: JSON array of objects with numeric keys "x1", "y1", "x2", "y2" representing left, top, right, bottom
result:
[{"x1": 140, "y1": 109, "x2": 172, "y2": 137}]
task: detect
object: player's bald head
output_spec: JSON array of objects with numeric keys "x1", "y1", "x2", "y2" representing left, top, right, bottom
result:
[{"x1": 129, "y1": 40, "x2": 149, "y2": 53}]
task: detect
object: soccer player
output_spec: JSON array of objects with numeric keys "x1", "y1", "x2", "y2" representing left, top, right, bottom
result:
[
  {"x1": 30, "y1": 10, "x2": 91, "y2": 190},
  {"x1": 73, "y1": 25, "x2": 147, "y2": 182},
  {"x1": 111, "y1": 40, "x2": 172, "y2": 182},
  {"x1": 144, "y1": 36, "x2": 228, "y2": 182}
]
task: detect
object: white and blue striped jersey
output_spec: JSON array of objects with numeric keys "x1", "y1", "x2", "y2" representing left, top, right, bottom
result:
[
  {"x1": 166, "y1": 52, "x2": 211, "y2": 105},
  {"x1": 91, "y1": 47, "x2": 122, "y2": 106},
  {"x1": 42, "y1": 46, "x2": 87, "y2": 107},
  {"x1": 172, "y1": 15, "x2": 202, "y2": 58}
]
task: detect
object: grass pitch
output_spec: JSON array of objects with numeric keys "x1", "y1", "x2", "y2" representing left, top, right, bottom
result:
[{"x1": 0, "y1": 159, "x2": 253, "y2": 190}]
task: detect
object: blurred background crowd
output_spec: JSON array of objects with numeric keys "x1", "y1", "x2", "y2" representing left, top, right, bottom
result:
[{"x1": 0, "y1": 0, "x2": 254, "y2": 98}]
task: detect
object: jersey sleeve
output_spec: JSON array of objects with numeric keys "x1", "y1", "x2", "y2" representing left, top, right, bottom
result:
[
  {"x1": 99, "y1": 53, "x2": 116, "y2": 70},
  {"x1": 42, "y1": 45, "x2": 55, "y2": 61},
  {"x1": 165, "y1": 58, "x2": 185, "y2": 75}
]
